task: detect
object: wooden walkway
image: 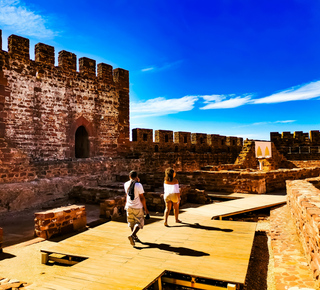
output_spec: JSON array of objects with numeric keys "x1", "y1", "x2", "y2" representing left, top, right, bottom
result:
[
  {"x1": 207, "y1": 192, "x2": 257, "y2": 200},
  {"x1": 186, "y1": 194, "x2": 286, "y2": 219},
  {"x1": 32, "y1": 205, "x2": 257, "y2": 290}
]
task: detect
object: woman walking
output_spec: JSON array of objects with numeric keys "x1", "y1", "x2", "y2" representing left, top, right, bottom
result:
[{"x1": 163, "y1": 167, "x2": 181, "y2": 226}]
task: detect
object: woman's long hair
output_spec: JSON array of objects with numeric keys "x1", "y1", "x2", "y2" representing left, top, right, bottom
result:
[{"x1": 164, "y1": 167, "x2": 175, "y2": 182}]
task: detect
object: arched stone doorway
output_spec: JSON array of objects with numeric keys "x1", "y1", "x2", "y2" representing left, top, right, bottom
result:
[
  {"x1": 68, "y1": 116, "x2": 95, "y2": 159},
  {"x1": 75, "y1": 126, "x2": 90, "y2": 158}
]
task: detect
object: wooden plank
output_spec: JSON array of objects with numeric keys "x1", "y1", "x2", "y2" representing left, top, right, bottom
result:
[
  {"x1": 185, "y1": 194, "x2": 286, "y2": 219},
  {"x1": 39, "y1": 205, "x2": 257, "y2": 289},
  {"x1": 207, "y1": 192, "x2": 254, "y2": 200}
]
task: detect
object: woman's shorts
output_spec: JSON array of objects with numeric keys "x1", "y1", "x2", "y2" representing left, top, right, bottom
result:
[
  {"x1": 127, "y1": 208, "x2": 144, "y2": 229},
  {"x1": 164, "y1": 193, "x2": 179, "y2": 203}
]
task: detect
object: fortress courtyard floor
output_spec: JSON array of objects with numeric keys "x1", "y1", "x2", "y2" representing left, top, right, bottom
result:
[{"x1": 0, "y1": 198, "x2": 318, "y2": 289}]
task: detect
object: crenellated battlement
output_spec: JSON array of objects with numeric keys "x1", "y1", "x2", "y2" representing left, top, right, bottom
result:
[
  {"x1": 132, "y1": 128, "x2": 243, "y2": 154},
  {"x1": 35, "y1": 43, "x2": 55, "y2": 66},
  {"x1": 155, "y1": 130, "x2": 174, "y2": 143},
  {"x1": 79, "y1": 57, "x2": 96, "y2": 76},
  {"x1": 0, "y1": 30, "x2": 129, "y2": 89},
  {"x1": 113, "y1": 68, "x2": 129, "y2": 90},
  {"x1": 8, "y1": 34, "x2": 30, "y2": 61},
  {"x1": 58, "y1": 50, "x2": 77, "y2": 71},
  {"x1": 271, "y1": 130, "x2": 320, "y2": 159},
  {"x1": 271, "y1": 130, "x2": 320, "y2": 146},
  {"x1": 97, "y1": 63, "x2": 113, "y2": 84}
]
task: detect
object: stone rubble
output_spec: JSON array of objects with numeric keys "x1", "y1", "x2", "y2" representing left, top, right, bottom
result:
[{"x1": 100, "y1": 196, "x2": 126, "y2": 220}]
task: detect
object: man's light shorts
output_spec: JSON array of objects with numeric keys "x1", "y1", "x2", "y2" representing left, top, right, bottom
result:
[
  {"x1": 164, "y1": 193, "x2": 179, "y2": 203},
  {"x1": 127, "y1": 208, "x2": 144, "y2": 229}
]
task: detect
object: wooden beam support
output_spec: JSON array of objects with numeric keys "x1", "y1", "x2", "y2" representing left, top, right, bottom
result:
[
  {"x1": 162, "y1": 277, "x2": 238, "y2": 290},
  {"x1": 41, "y1": 252, "x2": 49, "y2": 264}
]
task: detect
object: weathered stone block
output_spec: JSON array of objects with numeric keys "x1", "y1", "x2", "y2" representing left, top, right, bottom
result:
[
  {"x1": 113, "y1": 68, "x2": 129, "y2": 90},
  {"x1": 34, "y1": 205, "x2": 86, "y2": 239},
  {"x1": 79, "y1": 57, "x2": 96, "y2": 77},
  {"x1": 8, "y1": 34, "x2": 30, "y2": 61},
  {"x1": 58, "y1": 50, "x2": 76, "y2": 71},
  {"x1": 35, "y1": 43, "x2": 54, "y2": 65},
  {"x1": 98, "y1": 63, "x2": 113, "y2": 83}
]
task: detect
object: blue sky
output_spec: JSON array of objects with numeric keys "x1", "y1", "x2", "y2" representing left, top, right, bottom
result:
[{"x1": 0, "y1": 0, "x2": 320, "y2": 141}]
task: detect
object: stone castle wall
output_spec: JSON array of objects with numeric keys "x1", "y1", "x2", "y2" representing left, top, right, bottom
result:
[
  {"x1": 131, "y1": 128, "x2": 243, "y2": 155},
  {"x1": 271, "y1": 130, "x2": 320, "y2": 160},
  {"x1": 0, "y1": 151, "x2": 239, "y2": 212},
  {"x1": 292, "y1": 160, "x2": 320, "y2": 168},
  {"x1": 4, "y1": 28, "x2": 317, "y2": 212},
  {"x1": 287, "y1": 178, "x2": 320, "y2": 285},
  {"x1": 178, "y1": 167, "x2": 320, "y2": 194},
  {"x1": 0, "y1": 31, "x2": 130, "y2": 164},
  {"x1": 0, "y1": 30, "x2": 243, "y2": 188}
]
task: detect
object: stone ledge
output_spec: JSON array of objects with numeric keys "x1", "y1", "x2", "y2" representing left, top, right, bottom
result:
[
  {"x1": 270, "y1": 205, "x2": 317, "y2": 290},
  {"x1": 287, "y1": 179, "x2": 320, "y2": 287},
  {"x1": 34, "y1": 205, "x2": 86, "y2": 239}
]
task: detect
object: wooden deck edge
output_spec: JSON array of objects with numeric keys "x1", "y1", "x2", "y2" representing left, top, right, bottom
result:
[{"x1": 211, "y1": 201, "x2": 287, "y2": 219}]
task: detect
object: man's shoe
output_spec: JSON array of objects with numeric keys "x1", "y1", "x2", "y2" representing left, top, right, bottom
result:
[{"x1": 128, "y1": 235, "x2": 135, "y2": 246}]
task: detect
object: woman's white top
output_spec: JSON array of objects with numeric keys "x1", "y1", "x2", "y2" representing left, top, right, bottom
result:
[{"x1": 164, "y1": 183, "x2": 180, "y2": 196}]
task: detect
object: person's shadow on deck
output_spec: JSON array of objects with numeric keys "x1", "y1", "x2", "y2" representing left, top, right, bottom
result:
[
  {"x1": 0, "y1": 252, "x2": 16, "y2": 261},
  {"x1": 135, "y1": 241, "x2": 210, "y2": 257},
  {"x1": 169, "y1": 222, "x2": 233, "y2": 232}
]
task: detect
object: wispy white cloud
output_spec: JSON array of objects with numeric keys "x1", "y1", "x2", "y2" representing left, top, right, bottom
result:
[
  {"x1": 237, "y1": 120, "x2": 296, "y2": 128},
  {"x1": 140, "y1": 60, "x2": 183, "y2": 73},
  {"x1": 252, "y1": 120, "x2": 296, "y2": 125},
  {"x1": 199, "y1": 94, "x2": 253, "y2": 109},
  {"x1": 131, "y1": 80, "x2": 320, "y2": 119},
  {"x1": 201, "y1": 94, "x2": 226, "y2": 103},
  {"x1": 274, "y1": 120, "x2": 296, "y2": 124},
  {"x1": 130, "y1": 96, "x2": 198, "y2": 118},
  {"x1": 141, "y1": 67, "x2": 154, "y2": 72},
  {"x1": 193, "y1": 80, "x2": 320, "y2": 110},
  {"x1": 0, "y1": 0, "x2": 56, "y2": 39},
  {"x1": 253, "y1": 80, "x2": 320, "y2": 104}
]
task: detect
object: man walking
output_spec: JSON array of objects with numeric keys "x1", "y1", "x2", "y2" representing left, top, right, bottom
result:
[{"x1": 124, "y1": 170, "x2": 149, "y2": 246}]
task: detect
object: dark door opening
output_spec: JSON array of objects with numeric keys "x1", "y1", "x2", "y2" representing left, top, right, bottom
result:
[{"x1": 75, "y1": 126, "x2": 89, "y2": 158}]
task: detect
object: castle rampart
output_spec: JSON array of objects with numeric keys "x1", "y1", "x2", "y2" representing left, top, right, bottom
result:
[
  {"x1": 271, "y1": 130, "x2": 320, "y2": 159},
  {"x1": 0, "y1": 28, "x2": 249, "y2": 211},
  {"x1": 131, "y1": 128, "x2": 243, "y2": 154}
]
